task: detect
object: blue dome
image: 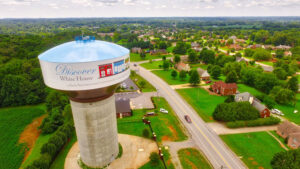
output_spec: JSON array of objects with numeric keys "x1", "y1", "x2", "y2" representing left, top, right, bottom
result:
[{"x1": 38, "y1": 40, "x2": 129, "y2": 63}]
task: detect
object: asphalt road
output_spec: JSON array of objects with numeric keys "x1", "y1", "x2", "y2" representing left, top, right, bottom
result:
[{"x1": 131, "y1": 63, "x2": 246, "y2": 169}]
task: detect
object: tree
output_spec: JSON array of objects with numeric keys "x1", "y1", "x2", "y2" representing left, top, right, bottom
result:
[
  {"x1": 171, "y1": 70, "x2": 177, "y2": 79},
  {"x1": 158, "y1": 41, "x2": 167, "y2": 49},
  {"x1": 200, "y1": 49, "x2": 215, "y2": 64},
  {"x1": 149, "y1": 152, "x2": 160, "y2": 166},
  {"x1": 173, "y1": 41, "x2": 187, "y2": 55},
  {"x1": 179, "y1": 70, "x2": 187, "y2": 81},
  {"x1": 271, "y1": 149, "x2": 300, "y2": 169},
  {"x1": 273, "y1": 67, "x2": 288, "y2": 80},
  {"x1": 189, "y1": 70, "x2": 200, "y2": 86},
  {"x1": 139, "y1": 80, "x2": 146, "y2": 89},
  {"x1": 162, "y1": 61, "x2": 170, "y2": 71},
  {"x1": 142, "y1": 128, "x2": 150, "y2": 138},
  {"x1": 188, "y1": 50, "x2": 197, "y2": 63},
  {"x1": 45, "y1": 90, "x2": 69, "y2": 112},
  {"x1": 225, "y1": 71, "x2": 238, "y2": 83},
  {"x1": 287, "y1": 76, "x2": 299, "y2": 93},
  {"x1": 270, "y1": 86, "x2": 295, "y2": 104},
  {"x1": 211, "y1": 65, "x2": 221, "y2": 79},
  {"x1": 162, "y1": 56, "x2": 166, "y2": 61},
  {"x1": 244, "y1": 48, "x2": 255, "y2": 57},
  {"x1": 252, "y1": 48, "x2": 272, "y2": 61},
  {"x1": 275, "y1": 50, "x2": 284, "y2": 59},
  {"x1": 140, "y1": 51, "x2": 146, "y2": 59},
  {"x1": 174, "y1": 55, "x2": 181, "y2": 63}
]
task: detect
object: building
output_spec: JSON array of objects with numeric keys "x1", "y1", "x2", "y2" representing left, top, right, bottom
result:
[
  {"x1": 149, "y1": 49, "x2": 167, "y2": 55},
  {"x1": 277, "y1": 121, "x2": 300, "y2": 149},
  {"x1": 115, "y1": 98, "x2": 132, "y2": 118},
  {"x1": 247, "y1": 44, "x2": 262, "y2": 49},
  {"x1": 211, "y1": 81, "x2": 237, "y2": 96},
  {"x1": 236, "y1": 57, "x2": 248, "y2": 63},
  {"x1": 234, "y1": 92, "x2": 270, "y2": 118},
  {"x1": 275, "y1": 45, "x2": 291, "y2": 50},
  {"x1": 228, "y1": 44, "x2": 243, "y2": 51},
  {"x1": 131, "y1": 47, "x2": 143, "y2": 54},
  {"x1": 175, "y1": 62, "x2": 190, "y2": 71},
  {"x1": 38, "y1": 36, "x2": 130, "y2": 168},
  {"x1": 197, "y1": 68, "x2": 210, "y2": 81},
  {"x1": 235, "y1": 39, "x2": 246, "y2": 44}
]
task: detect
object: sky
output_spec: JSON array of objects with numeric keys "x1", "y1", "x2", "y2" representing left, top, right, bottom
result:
[{"x1": 0, "y1": 0, "x2": 300, "y2": 18}]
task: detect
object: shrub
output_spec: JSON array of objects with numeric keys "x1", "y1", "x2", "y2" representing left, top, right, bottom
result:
[
  {"x1": 149, "y1": 152, "x2": 160, "y2": 166},
  {"x1": 271, "y1": 149, "x2": 300, "y2": 169},
  {"x1": 226, "y1": 117, "x2": 280, "y2": 128},
  {"x1": 142, "y1": 128, "x2": 150, "y2": 138},
  {"x1": 41, "y1": 143, "x2": 57, "y2": 157}
]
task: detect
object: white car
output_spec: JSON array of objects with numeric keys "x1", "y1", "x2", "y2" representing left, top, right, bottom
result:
[
  {"x1": 160, "y1": 108, "x2": 168, "y2": 114},
  {"x1": 271, "y1": 109, "x2": 284, "y2": 116}
]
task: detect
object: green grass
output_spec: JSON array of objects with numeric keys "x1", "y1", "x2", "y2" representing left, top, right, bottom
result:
[
  {"x1": 220, "y1": 132, "x2": 286, "y2": 169},
  {"x1": 0, "y1": 104, "x2": 46, "y2": 169},
  {"x1": 152, "y1": 69, "x2": 190, "y2": 85},
  {"x1": 130, "y1": 53, "x2": 172, "y2": 62},
  {"x1": 49, "y1": 132, "x2": 77, "y2": 169},
  {"x1": 176, "y1": 88, "x2": 226, "y2": 122},
  {"x1": 167, "y1": 46, "x2": 174, "y2": 53},
  {"x1": 297, "y1": 75, "x2": 300, "y2": 83},
  {"x1": 190, "y1": 63, "x2": 208, "y2": 70},
  {"x1": 118, "y1": 97, "x2": 187, "y2": 143},
  {"x1": 21, "y1": 133, "x2": 54, "y2": 168},
  {"x1": 274, "y1": 94, "x2": 300, "y2": 125},
  {"x1": 140, "y1": 60, "x2": 164, "y2": 70},
  {"x1": 139, "y1": 147, "x2": 174, "y2": 169},
  {"x1": 178, "y1": 148, "x2": 212, "y2": 169},
  {"x1": 130, "y1": 72, "x2": 156, "y2": 92},
  {"x1": 237, "y1": 84, "x2": 263, "y2": 96},
  {"x1": 259, "y1": 61, "x2": 274, "y2": 66}
]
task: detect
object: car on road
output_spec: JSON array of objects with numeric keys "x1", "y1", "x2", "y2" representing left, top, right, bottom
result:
[
  {"x1": 134, "y1": 63, "x2": 137, "y2": 67},
  {"x1": 160, "y1": 108, "x2": 168, "y2": 114},
  {"x1": 205, "y1": 80, "x2": 212, "y2": 84},
  {"x1": 184, "y1": 115, "x2": 192, "y2": 123}
]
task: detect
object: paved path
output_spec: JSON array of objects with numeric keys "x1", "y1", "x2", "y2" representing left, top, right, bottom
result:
[
  {"x1": 164, "y1": 139, "x2": 197, "y2": 169},
  {"x1": 266, "y1": 131, "x2": 289, "y2": 151},
  {"x1": 65, "y1": 134, "x2": 157, "y2": 169},
  {"x1": 131, "y1": 63, "x2": 246, "y2": 169},
  {"x1": 207, "y1": 122, "x2": 278, "y2": 135}
]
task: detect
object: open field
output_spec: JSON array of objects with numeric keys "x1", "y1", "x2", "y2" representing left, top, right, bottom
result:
[
  {"x1": 189, "y1": 63, "x2": 208, "y2": 70},
  {"x1": 152, "y1": 69, "x2": 190, "y2": 85},
  {"x1": 178, "y1": 148, "x2": 212, "y2": 169},
  {"x1": 220, "y1": 132, "x2": 286, "y2": 169},
  {"x1": 259, "y1": 61, "x2": 274, "y2": 66},
  {"x1": 130, "y1": 53, "x2": 172, "y2": 62},
  {"x1": 118, "y1": 97, "x2": 187, "y2": 142},
  {"x1": 140, "y1": 60, "x2": 164, "y2": 70},
  {"x1": 176, "y1": 88, "x2": 226, "y2": 122},
  {"x1": 130, "y1": 72, "x2": 156, "y2": 92},
  {"x1": 0, "y1": 104, "x2": 46, "y2": 169},
  {"x1": 237, "y1": 84, "x2": 263, "y2": 96}
]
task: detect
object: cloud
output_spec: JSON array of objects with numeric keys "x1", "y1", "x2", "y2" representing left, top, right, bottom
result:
[
  {"x1": 205, "y1": 5, "x2": 215, "y2": 9},
  {"x1": 0, "y1": 0, "x2": 39, "y2": 5}
]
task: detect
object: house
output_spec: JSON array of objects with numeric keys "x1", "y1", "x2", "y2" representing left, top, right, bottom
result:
[
  {"x1": 197, "y1": 68, "x2": 210, "y2": 81},
  {"x1": 235, "y1": 39, "x2": 246, "y2": 44},
  {"x1": 277, "y1": 121, "x2": 300, "y2": 149},
  {"x1": 97, "y1": 32, "x2": 114, "y2": 37},
  {"x1": 229, "y1": 36, "x2": 237, "y2": 40},
  {"x1": 234, "y1": 92, "x2": 270, "y2": 118},
  {"x1": 211, "y1": 81, "x2": 237, "y2": 96},
  {"x1": 175, "y1": 62, "x2": 190, "y2": 71},
  {"x1": 131, "y1": 47, "x2": 142, "y2": 54},
  {"x1": 236, "y1": 57, "x2": 248, "y2": 63},
  {"x1": 284, "y1": 51, "x2": 292, "y2": 56},
  {"x1": 149, "y1": 49, "x2": 167, "y2": 55},
  {"x1": 115, "y1": 98, "x2": 132, "y2": 118},
  {"x1": 228, "y1": 44, "x2": 243, "y2": 51},
  {"x1": 191, "y1": 42, "x2": 200, "y2": 48},
  {"x1": 275, "y1": 45, "x2": 291, "y2": 50},
  {"x1": 247, "y1": 44, "x2": 262, "y2": 49}
]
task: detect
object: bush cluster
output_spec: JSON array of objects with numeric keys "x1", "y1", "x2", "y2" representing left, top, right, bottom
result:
[
  {"x1": 226, "y1": 116, "x2": 280, "y2": 128},
  {"x1": 26, "y1": 123, "x2": 74, "y2": 169}
]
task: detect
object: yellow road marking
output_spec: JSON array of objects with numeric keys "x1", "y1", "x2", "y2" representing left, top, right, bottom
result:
[{"x1": 150, "y1": 70, "x2": 233, "y2": 169}]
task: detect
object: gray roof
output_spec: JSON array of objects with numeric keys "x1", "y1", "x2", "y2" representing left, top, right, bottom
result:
[
  {"x1": 235, "y1": 92, "x2": 252, "y2": 102},
  {"x1": 197, "y1": 68, "x2": 210, "y2": 77},
  {"x1": 115, "y1": 98, "x2": 131, "y2": 113},
  {"x1": 235, "y1": 92, "x2": 267, "y2": 112}
]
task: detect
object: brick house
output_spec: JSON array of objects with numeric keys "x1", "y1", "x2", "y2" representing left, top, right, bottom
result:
[
  {"x1": 277, "y1": 121, "x2": 300, "y2": 149},
  {"x1": 175, "y1": 62, "x2": 190, "y2": 71},
  {"x1": 197, "y1": 68, "x2": 210, "y2": 81},
  {"x1": 211, "y1": 81, "x2": 237, "y2": 96},
  {"x1": 131, "y1": 47, "x2": 143, "y2": 54},
  {"x1": 235, "y1": 92, "x2": 270, "y2": 118},
  {"x1": 228, "y1": 44, "x2": 243, "y2": 51},
  {"x1": 115, "y1": 98, "x2": 132, "y2": 118},
  {"x1": 149, "y1": 49, "x2": 167, "y2": 55}
]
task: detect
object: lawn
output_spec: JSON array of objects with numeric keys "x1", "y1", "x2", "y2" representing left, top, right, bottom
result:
[
  {"x1": 152, "y1": 69, "x2": 190, "y2": 85},
  {"x1": 139, "y1": 146, "x2": 174, "y2": 169},
  {"x1": 220, "y1": 132, "x2": 286, "y2": 169},
  {"x1": 178, "y1": 148, "x2": 212, "y2": 169},
  {"x1": 130, "y1": 53, "x2": 172, "y2": 62},
  {"x1": 20, "y1": 133, "x2": 54, "y2": 168},
  {"x1": 259, "y1": 61, "x2": 274, "y2": 66},
  {"x1": 274, "y1": 94, "x2": 300, "y2": 125},
  {"x1": 237, "y1": 84, "x2": 263, "y2": 96},
  {"x1": 189, "y1": 63, "x2": 208, "y2": 70},
  {"x1": 130, "y1": 71, "x2": 156, "y2": 92},
  {"x1": 118, "y1": 97, "x2": 187, "y2": 142},
  {"x1": 49, "y1": 132, "x2": 77, "y2": 169},
  {"x1": 140, "y1": 60, "x2": 164, "y2": 70},
  {"x1": 176, "y1": 88, "x2": 226, "y2": 122},
  {"x1": 0, "y1": 104, "x2": 46, "y2": 169}
]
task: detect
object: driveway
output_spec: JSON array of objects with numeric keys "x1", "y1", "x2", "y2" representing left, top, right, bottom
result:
[{"x1": 115, "y1": 92, "x2": 160, "y2": 109}]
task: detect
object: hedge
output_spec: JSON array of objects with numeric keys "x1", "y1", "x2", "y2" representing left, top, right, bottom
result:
[
  {"x1": 26, "y1": 123, "x2": 74, "y2": 169},
  {"x1": 226, "y1": 116, "x2": 281, "y2": 128}
]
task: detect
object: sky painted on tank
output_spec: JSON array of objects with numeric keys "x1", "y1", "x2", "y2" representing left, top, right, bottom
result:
[{"x1": 38, "y1": 40, "x2": 129, "y2": 63}]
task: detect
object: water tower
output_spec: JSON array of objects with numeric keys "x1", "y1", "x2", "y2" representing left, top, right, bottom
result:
[{"x1": 38, "y1": 36, "x2": 130, "y2": 168}]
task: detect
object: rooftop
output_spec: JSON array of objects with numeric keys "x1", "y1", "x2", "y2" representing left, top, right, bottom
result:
[{"x1": 38, "y1": 40, "x2": 129, "y2": 63}]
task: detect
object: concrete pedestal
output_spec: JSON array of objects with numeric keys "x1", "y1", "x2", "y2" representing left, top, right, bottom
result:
[{"x1": 70, "y1": 95, "x2": 119, "y2": 168}]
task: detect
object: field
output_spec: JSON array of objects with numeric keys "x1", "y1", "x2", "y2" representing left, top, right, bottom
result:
[
  {"x1": 189, "y1": 63, "x2": 208, "y2": 70},
  {"x1": 140, "y1": 60, "x2": 164, "y2": 70},
  {"x1": 220, "y1": 132, "x2": 286, "y2": 169},
  {"x1": 237, "y1": 84, "x2": 263, "y2": 96},
  {"x1": 0, "y1": 104, "x2": 46, "y2": 169},
  {"x1": 130, "y1": 72, "x2": 156, "y2": 92},
  {"x1": 178, "y1": 148, "x2": 212, "y2": 169},
  {"x1": 130, "y1": 53, "x2": 172, "y2": 62},
  {"x1": 176, "y1": 88, "x2": 226, "y2": 122},
  {"x1": 152, "y1": 69, "x2": 190, "y2": 85},
  {"x1": 259, "y1": 61, "x2": 274, "y2": 66},
  {"x1": 118, "y1": 97, "x2": 187, "y2": 142},
  {"x1": 49, "y1": 132, "x2": 77, "y2": 169}
]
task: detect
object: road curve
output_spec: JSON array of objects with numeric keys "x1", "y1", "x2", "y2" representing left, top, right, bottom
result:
[{"x1": 131, "y1": 63, "x2": 246, "y2": 169}]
